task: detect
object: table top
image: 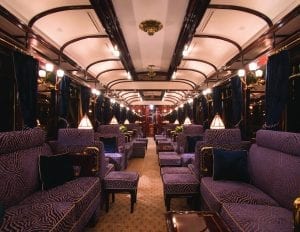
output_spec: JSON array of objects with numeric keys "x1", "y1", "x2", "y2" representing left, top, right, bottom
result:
[{"x1": 165, "y1": 211, "x2": 230, "y2": 232}]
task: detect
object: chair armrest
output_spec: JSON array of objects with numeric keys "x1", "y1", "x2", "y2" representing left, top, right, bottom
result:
[{"x1": 47, "y1": 140, "x2": 58, "y2": 153}]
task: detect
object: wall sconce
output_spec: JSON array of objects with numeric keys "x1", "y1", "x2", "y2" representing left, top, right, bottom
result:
[
  {"x1": 45, "y1": 63, "x2": 54, "y2": 72},
  {"x1": 38, "y1": 69, "x2": 46, "y2": 78},
  {"x1": 237, "y1": 62, "x2": 264, "y2": 88},
  {"x1": 210, "y1": 113, "x2": 225, "y2": 129},
  {"x1": 112, "y1": 46, "x2": 120, "y2": 57},
  {"x1": 183, "y1": 116, "x2": 192, "y2": 125},
  {"x1": 187, "y1": 98, "x2": 193, "y2": 104},
  {"x1": 182, "y1": 45, "x2": 191, "y2": 57},
  {"x1": 172, "y1": 71, "x2": 176, "y2": 80},
  {"x1": 56, "y1": 69, "x2": 64, "y2": 78},
  {"x1": 78, "y1": 114, "x2": 93, "y2": 129},
  {"x1": 91, "y1": 88, "x2": 100, "y2": 96},
  {"x1": 127, "y1": 71, "x2": 131, "y2": 80},
  {"x1": 202, "y1": 88, "x2": 212, "y2": 96}
]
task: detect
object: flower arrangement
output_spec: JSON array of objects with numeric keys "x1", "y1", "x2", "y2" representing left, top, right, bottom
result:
[
  {"x1": 175, "y1": 125, "x2": 183, "y2": 133},
  {"x1": 119, "y1": 124, "x2": 127, "y2": 133}
]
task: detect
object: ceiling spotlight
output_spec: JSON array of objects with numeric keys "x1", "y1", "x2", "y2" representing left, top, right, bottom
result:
[{"x1": 139, "y1": 19, "x2": 163, "y2": 36}]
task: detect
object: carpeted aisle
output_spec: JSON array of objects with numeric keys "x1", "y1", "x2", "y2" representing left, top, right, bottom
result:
[{"x1": 86, "y1": 137, "x2": 187, "y2": 232}]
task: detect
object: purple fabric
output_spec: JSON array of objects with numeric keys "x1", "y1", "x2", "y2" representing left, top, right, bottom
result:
[
  {"x1": 203, "y1": 129, "x2": 242, "y2": 144},
  {"x1": 0, "y1": 202, "x2": 76, "y2": 232},
  {"x1": 159, "y1": 154, "x2": 181, "y2": 166},
  {"x1": 183, "y1": 125, "x2": 204, "y2": 134},
  {"x1": 104, "y1": 171, "x2": 139, "y2": 190},
  {"x1": 181, "y1": 153, "x2": 195, "y2": 166},
  {"x1": 0, "y1": 128, "x2": 45, "y2": 154},
  {"x1": 160, "y1": 167, "x2": 192, "y2": 175},
  {"x1": 162, "y1": 174, "x2": 199, "y2": 194},
  {"x1": 221, "y1": 203, "x2": 293, "y2": 232},
  {"x1": 95, "y1": 125, "x2": 126, "y2": 151},
  {"x1": 0, "y1": 129, "x2": 52, "y2": 209},
  {"x1": 249, "y1": 144, "x2": 300, "y2": 210},
  {"x1": 20, "y1": 177, "x2": 100, "y2": 220},
  {"x1": 256, "y1": 129, "x2": 300, "y2": 157},
  {"x1": 201, "y1": 177, "x2": 279, "y2": 212},
  {"x1": 57, "y1": 129, "x2": 95, "y2": 148}
]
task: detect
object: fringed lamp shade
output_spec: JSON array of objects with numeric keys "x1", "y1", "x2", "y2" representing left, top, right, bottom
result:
[
  {"x1": 183, "y1": 116, "x2": 191, "y2": 125},
  {"x1": 78, "y1": 114, "x2": 93, "y2": 129},
  {"x1": 210, "y1": 113, "x2": 225, "y2": 129},
  {"x1": 174, "y1": 119, "x2": 179, "y2": 125},
  {"x1": 110, "y1": 116, "x2": 118, "y2": 124},
  {"x1": 124, "y1": 119, "x2": 129, "y2": 124}
]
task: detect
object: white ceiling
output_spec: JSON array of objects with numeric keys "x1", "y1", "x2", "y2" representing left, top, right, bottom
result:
[{"x1": 0, "y1": 0, "x2": 299, "y2": 107}]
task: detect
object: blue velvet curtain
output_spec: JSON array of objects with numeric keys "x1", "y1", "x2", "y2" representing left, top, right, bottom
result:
[
  {"x1": 58, "y1": 76, "x2": 70, "y2": 119},
  {"x1": 265, "y1": 50, "x2": 290, "y2": 130},
  {"x1": 13, "y1": 51, "x2": 38, "y2": 128},
  {"x1": 80, "y1": 86, "x2": 90, "y2": 115},
  {"x1": 201, "y1": 96, "x2": 209, "y2": 129},
  {"x1": 213, "y1": 86, "x2": 222, "y2": 115},
  {"x1": 95, "y1": 95, "x2": 104, "y2": 124},
  {"x1": 231, "y1": 76, "x2": 242, "y2": 126},
  {"x1": 103, "y1": 98, "x2": 112, "y2": 124}
]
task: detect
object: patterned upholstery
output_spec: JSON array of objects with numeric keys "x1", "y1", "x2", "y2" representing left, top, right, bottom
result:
[
  {"x1": 201, "y1": 177, "x2": 279, "y2": 212},
  {"x1": 159, "y1": 152, "x2": 181, "y2": 166},
  {"x1": 104, "y1": 171, "x2": 139, "y2": 190},
  {"x1": 220, "y1": 203, "x2": 293, "y2": 232},
  {"x1": 162, "y1": 174, "x2": 199, "y2": 194},
  {"x1": 160, "y1": 167, "x2": 192, "y2": 175},
  {"x1": 176, "y1": 125, "x2": 204, "y2": 153},
  {"x1": 20, "y1": 177, "x2": 100, "y2": 220},
  {"x1": 0, "y1": 128, "x2": 101, "y2": 231},
  {"x1": 1, "y1": 202, "x2": 76, "y2": 232},
  {"x1": 248, "y1": 130, "x2": 300, "y2": 210}
]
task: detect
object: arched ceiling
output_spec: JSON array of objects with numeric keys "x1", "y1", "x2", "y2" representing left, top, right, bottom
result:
[{"x1": 0, "y1": 0, "x2": 299, "y2": 107}]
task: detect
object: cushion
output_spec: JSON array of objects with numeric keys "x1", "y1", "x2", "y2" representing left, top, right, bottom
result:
[
  {"x1": 200, "y1": 147, "x2": 214, "y2": 177},
  {"x1": 213, "y1": 149, "x2": 249, "y2": 183},
  {"x1": 186, "y1": 135, "x2": 203, "y2": 153},
  {"x1": 99, "y1": 137, "x2": 117, "y2": 153},
  {"x1": 39, "y1": 153, "x2": 74, "y2": 190}
]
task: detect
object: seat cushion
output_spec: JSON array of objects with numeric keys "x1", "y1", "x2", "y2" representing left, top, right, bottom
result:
[
  {"x1": 160, "y1": 167, "x2": 192, "y2": 175},
  {"x1": 220, "y1": 203, "x2": 293, "y2": 232},
  {"x1": 162, "y1": 174, "x2": 199, "y2": 194},
  {"x1": 201, "y1": 177, "x2": 279, "y2": 212},
  {"x1": 181, "y1": 153, "x2": 195, "y2": 166},
  {"x1": 104, "y1": 171, "x2": 139, "y2": 190},
  {"x1": 0, "y1": 202, "x2": 76, "y2": 232},
  {"x1": 20, "y1": 177, "x2": 100, "y2": 220},
  {"x1": 99, "y1": 137, "x2": 117, "y2": 153}
]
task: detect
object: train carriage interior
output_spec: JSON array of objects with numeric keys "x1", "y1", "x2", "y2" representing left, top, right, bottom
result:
[{"x1": 0, "y1": 0, "x2": 299, "y2": 231}]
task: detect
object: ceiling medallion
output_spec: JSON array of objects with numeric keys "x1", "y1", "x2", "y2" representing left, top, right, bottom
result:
[
  {"x1": 139, "y1": 20, "x2": 163, "y2": 36},
  {"x1": 147, "y1": 65, "x2": 156, "y2": 78}
]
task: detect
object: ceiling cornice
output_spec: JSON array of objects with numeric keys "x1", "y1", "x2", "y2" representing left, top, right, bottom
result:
[
  {"x1": 90, "y1": 0, "x2": 136, "y2": 79},
  {"x1": 167, "y1": 0, "x2": 211, "y2": 80}
]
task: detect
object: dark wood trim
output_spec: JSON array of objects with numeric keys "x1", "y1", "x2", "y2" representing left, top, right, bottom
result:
[
  {"x1": 166, "y1": 91, "x2": 185, "y2": 98},
  {"x1": 59, "y1": 34, "x2": 108, "y2": 63},
  {"x1": 194, "y1": 34, "x2": 242, "y2": 51},
  {"x1": 107, "y1": 78, "x2": 127, "y2": 89},
  {"x1": 162, "y1": 99, "x2": 177, "y2": 104},
  {"x1": 182, "y1": 58, "x2": 218, "y2": 71},
  {"x1": 209, "y1": 4, "x2": 273, "y2": 27},
  {"x1": 119, "y1": 91, "x2": 137, "y2": 98},
  {"x1": 177, "y1": 68, "x2": 207, "y2": 79},
  {"x1": 164, "y1": 96, "x2": 181, "y2": 102},
  {"x1": 90, "y1": 0, "x2": 136, "y2": 78},
  {"x1": 86, "y1": 58, "x2": 120, "y2": 72},
  {"x1": 28, "y1": 5, "x2": 93, "y2": 28},
  {"x1": 96, "y1": 68, "x2": 125, "y2": 79},
  {"x1": 168, "y1": 0, "x2": 210, "y2": 80},
  {"x1": 175, "y1": 78, "x2": 197, "y2": 88}
]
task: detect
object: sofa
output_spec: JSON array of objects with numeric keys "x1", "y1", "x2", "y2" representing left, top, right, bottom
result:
[
  {"x1": 0, "y1": 128, "x2": 101, "y2": 231},
  {"x1": 200, "y1": 129, "x2": 300, "y2": 231}
]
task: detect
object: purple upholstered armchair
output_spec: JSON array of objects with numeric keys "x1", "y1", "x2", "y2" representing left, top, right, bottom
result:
[
  {"x1": 50, "y1": 128, "x2": 113, "y2": 179},
  {"x1": 189, "y1": 128, "x2": 251, "y2": 179}
]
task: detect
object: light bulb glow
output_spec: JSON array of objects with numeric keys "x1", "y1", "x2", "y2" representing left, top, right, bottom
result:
[
  {"x1": 39, "y1": 69, "x2": 46, "y2": 77},
  {"x1": 238, "y1": 69, "x2": 246, "y2": 77},
  {"x1": 56, "y1": 69, "x2": 64, "y2": 78},
  {"x1": 45, "y1": 63, "x2": 54, "y2": 72}
]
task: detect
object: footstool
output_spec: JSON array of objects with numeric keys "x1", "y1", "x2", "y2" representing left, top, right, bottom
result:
[
  {"x1": 132, "y1": 140, "x2": 147, "y2": 158},
  {"x1": 104, "y1": 171, "x2": 139, "y2": 213},
  {"x1": 162, "y1": 173, "x2": 200, "y2": 211},
  {"x1": 135, "y1": 138, "x2": 148, "y2": 148},
  {"x1": 159, "y1": 152, "x2": 181, "y2": 166},
  {"x1": 105, "y1": 153, "x2": 124, "y2": 170},
  {"x1": 160, "y1": 166, "x2": 192, "y2": 175}
]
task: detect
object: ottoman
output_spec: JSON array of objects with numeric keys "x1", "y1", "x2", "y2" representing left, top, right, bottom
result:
[
  {"x1": 132, "y1": 140, "x2": 147, "y2": 158},
  {"x1": 135, "y1": 138, "x2": 148, "y2": 148},
  {"x1": 159, "y1": 152, "x2": 181, "y2": 166},
  {"x1": 162, "y1": 173, "x2": 200, "y2": 211},
  {"x1": 104, "y1": 171, "x2": 139, "y2": 213},
  {"x1": 160, "y1": 166, "x2": 192, "y2": 175}
]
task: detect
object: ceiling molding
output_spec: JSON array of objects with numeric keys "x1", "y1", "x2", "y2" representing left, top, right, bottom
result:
[
  {"x1": 168, "y1": 0, "x2": 210, "y2": 80},
  {"x1": 175, "y1": 78, "x2": 197, "y2": 88},
  {"x1": 208, "y1": 4, "x2": 273, "y2": 27},
  {"x1": 119, "y1": 91, "x2": 137, "y2": 98},
  {"x1": 86, "y1": 58, "x2": 120, "y2": 73},
  {"x1": 194, "y1": 34, "x2": 242, "y2": 51},
  {"x1": 182, "y1": 58, "x2": 218, "y2": 71},
  {"x1": 28, "y1": 5, "x2": 93, "y2": 28},
  {"x1": 90, "y1": 0, "x2": 136, "y2": 78},
  {"x1": 59, "y1": 34, "x2": 108, "y2": 63},
  {"x1": 177, "y1": 68, "x2": 207, "y2": 79},
  {"x1": 107, "y1": 78, "x2": 127, "y2": 89},
  {"x1": 96, "y1": 68, "x2": 125, "y2": 79}
]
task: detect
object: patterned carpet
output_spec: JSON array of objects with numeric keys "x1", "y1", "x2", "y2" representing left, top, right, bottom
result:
[{"x1": 86, "y1": 137, "x2": 189, "y2": 232}]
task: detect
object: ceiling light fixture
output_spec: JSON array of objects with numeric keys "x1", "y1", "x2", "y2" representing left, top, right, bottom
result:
[{"x1": 139, "y1": 19, "x2": 163, "y2": 36}]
